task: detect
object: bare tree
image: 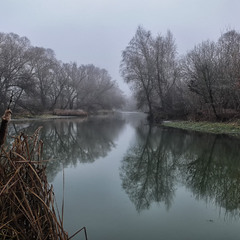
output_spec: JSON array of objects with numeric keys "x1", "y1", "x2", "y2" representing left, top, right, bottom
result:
[
  {"x1": 181, "y1": 40, "x2": 220, "y2": 119},
  {"x1": 120, "y1": 26, "x2": 181, "y2": 120},
  {"x1": 0, "y1": 33, "x2": 31, "y2": 112},
  {"x1": 217, "y1": 30, "x2": 240, "y2": 112},
  {"x1": 120, "y1": 26, "x2": 155, "y2": 119},
  {"x1": 77, "y1": 65, "x2": 120, "y2": 111},
  {"x1": 152, "y1": 30, "x2": 180, "y2": 117},
  {"x1": 0, "y1": 32, "x2": 125, "y2": 114}
]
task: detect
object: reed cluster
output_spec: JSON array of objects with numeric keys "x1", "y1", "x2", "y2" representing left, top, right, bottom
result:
[
  {"x1": 0, "y1": 127, "x2": 70, "y2": 239},
  {"x1": 0, "y1": 107, "x2": 88, "y2": 240}
]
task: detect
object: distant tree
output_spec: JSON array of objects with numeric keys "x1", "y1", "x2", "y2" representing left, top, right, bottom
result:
[
  {"x1": 122, "y1": 95, "x2": 137, "y2": 111},
  {"x1": 47, "y1": 61, "x2": 68, "y2": 111},
  {"x1": 26, "y1": 47, "x2": 58, "y2": 111},
  {"x1": 77, "y1": 64, "x2": 124, "y2": 111},
  {"x1": 0, "y1": 31, "x2": 125, "y2": 114},
  {"x1": 58, "y1": 62, "x2": 86, "y2": 109}
]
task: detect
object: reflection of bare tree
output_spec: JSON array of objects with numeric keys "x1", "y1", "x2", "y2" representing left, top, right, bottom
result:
[
  {"x1": 120, "y1": 125, "x2": 178, "y2": 212},
  {"x1": 8, "y1": 116, "x2": 240, "y2": 218},
  {"x1": 121, "y1": 123, "x2": 240, "y2": 218},
  {"x1": 8, "y1": 116, "x2": 125, "y2": 181},
  {"x1": 180, "y1": 134, "x2": 240, "y2": 218}
]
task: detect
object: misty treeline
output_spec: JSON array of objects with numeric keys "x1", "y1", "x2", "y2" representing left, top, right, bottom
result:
[
  {"x1": 0, "y1": 32, "x2": 125, "y2": 114},
  {"x1": 120, "y1": 26, "x2": 240, "y2": 121}
]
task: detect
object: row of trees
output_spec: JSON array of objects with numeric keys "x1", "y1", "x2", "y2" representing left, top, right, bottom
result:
[
  {"x1": 120, "y1": 26, "x2": 240, "y2": 121},
  {"x1": 0, "y1": 32, "x2": 125, "y2": 114}
]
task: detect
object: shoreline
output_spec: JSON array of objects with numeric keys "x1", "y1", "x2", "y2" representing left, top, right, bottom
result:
[
  {"x1": 161, "y1": 120, "x2": 240, "y2": 138},
  {"x1": 10, "y1": 112, "x2": 240, "y2": 139}
]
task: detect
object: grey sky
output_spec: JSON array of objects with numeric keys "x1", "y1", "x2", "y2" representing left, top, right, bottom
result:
[{"x1": 1, "y1": 0, "x2": 240, "y2": 95}]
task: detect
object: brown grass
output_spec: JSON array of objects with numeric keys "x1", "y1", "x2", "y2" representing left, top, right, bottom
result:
[
  {"x1": 53, "y1": 109, "x2": 88, "y2": 117},
  {"x1": 0, "y1": 127, "x2": 88, "y2": 239}
]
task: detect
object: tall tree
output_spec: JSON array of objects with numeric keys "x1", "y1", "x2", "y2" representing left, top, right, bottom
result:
[
  {"x1": 0, "y1": 33, "x2": 31, "y2": 112},
  {"x1": 217, "y1": 30, "x2": 240, "y2": 111},
  {"x1": 121, "y1": 26, "x2": 181, "y2": 120},
  {"x1": 182, "y1": 40, "x2": 219, "y2": 119},
  {"x1": 120, "y1": 26, "x2": 155, "y2": 119},
  {"x1": 152, "y1": 30, "x2": 180, "y2": 116}
]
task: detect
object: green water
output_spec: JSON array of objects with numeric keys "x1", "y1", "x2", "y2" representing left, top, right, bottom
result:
[{"x1": 9, "y1": 112, "x2": 240, "y2": 239}]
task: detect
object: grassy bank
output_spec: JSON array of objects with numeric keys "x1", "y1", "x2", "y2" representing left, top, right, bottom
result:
[{"x1": 162, "y1": 121, "x2": 240, "y2": 138}]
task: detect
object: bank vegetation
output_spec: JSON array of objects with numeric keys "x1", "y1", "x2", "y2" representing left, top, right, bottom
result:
[
  {"x1": 162, "y1": 120, "x2": 240, "y2": 138},
  {"x1": 0, "y1": 32, "x2": 125, "y2": 116},
  {"x1": 120, "y1": 26, "x2": 240, "y2": 122}
]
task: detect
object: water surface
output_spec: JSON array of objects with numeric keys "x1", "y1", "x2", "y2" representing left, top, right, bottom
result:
[{"x1": 9, "y1": 112, "x2": 240, "y2": 239}]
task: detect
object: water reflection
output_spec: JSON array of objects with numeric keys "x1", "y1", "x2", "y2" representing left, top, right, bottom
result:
[
  {"x1": 9, "y1": 116, "x2": 125, "y2": 181},
  {"x1": 181, "y1": 133, "x2": 240, "y2": 218},
  {"x1": 120, "y1": 124, "x2": 240, "y2": 218},
  {"x1": 8, "y1": 113, "x2": 240, "y2": 221},
  {"x1": 120, "y1": 125, "x2": 177, "y2": 211}
]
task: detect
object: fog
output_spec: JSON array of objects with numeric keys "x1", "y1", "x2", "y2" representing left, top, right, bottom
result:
[{"x1": 1, "y1": 0, "x2": 240, "y2": 95}]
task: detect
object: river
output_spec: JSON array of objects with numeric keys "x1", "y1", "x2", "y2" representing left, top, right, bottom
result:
[{"x1": 9, "y1": 112, "x2": 240, "y2": 239}]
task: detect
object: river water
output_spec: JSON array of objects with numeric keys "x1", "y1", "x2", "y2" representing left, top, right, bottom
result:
[{"x1": 9, "y1": 112, "x2": 240, "y2": 239}]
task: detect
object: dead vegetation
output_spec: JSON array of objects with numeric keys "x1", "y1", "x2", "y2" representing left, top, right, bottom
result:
[
  {"x1": 53, "y1": 109, "x2": 88, "y2": 117},
  {"x1": 0, "y1": 109, "x2": 88, "y2": 239}
]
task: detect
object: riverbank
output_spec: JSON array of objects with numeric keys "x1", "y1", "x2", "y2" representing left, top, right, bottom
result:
[
  {"x1": 162, "y1": 120, "x2": 240, "y2": 138},
  {"x1": 12, "y1": 109, "x2": 114, "y2": 120}
]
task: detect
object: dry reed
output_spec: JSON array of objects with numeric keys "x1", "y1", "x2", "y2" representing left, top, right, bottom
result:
[
  {"x1": 0, "y1": 110, "x2": 88, "y2": 239},
  {"x1": 53, "y1": 109, "x2": 88, "y2": 117}
]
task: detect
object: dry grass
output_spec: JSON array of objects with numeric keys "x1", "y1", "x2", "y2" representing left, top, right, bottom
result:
[
  {"x1": 53, "y1": 109, "x2": 88, "y2": 117},
  {"x1": 0, "y1": 127, "x2": 88, "y2": 239}
]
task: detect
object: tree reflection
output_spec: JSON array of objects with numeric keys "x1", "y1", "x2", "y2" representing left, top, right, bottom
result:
[
  {"x1": 8, "y1": 116, "x2": 240, "y2": 218},
  {"x1": 8, "y1": 116, "x2": 125, "y2": 181},
  {"x1": 120, "y1": 125, "x2": 180, "y2": 212},
  {"x1": 180, "y1": 133, "x2": 240, "y2": 218},
  {"x1": 121, "y1": 125, "x2": 240, "y2": 218}
]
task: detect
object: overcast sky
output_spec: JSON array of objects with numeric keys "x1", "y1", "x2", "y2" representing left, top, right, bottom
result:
[{"x1": 1, "y1": 0, "x2": 240, "y2": 95}]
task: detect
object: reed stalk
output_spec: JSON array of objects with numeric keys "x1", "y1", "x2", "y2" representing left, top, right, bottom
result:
[{"x1": 0, "y1": 109, "x2": 88, "y2": 240}]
